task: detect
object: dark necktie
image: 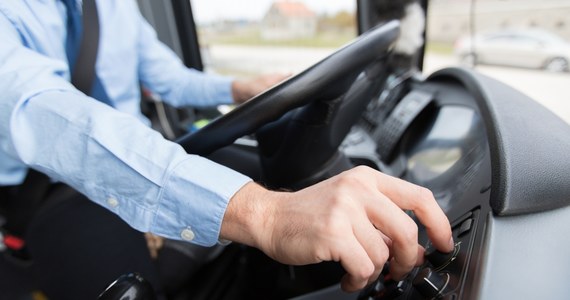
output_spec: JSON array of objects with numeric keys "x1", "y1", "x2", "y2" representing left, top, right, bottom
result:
[
  {"x1": 61, "y1": 0, "x2": 112, "y2": 105},
  {"x1": 62, "y1": 0, "x2": 82, "y2": 73}
]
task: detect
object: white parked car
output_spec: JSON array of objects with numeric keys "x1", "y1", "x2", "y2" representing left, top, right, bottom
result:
[{"x1": 454, "y1": 29, "x2": 570, "y2": 72}]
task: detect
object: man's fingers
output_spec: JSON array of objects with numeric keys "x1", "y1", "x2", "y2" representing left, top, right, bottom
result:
[
  {"x1": 353, "y1": 218, "x2": 390, "y2": 284},
  {"x1": 373, "y1": 171, "x2": 453, "y2": 253},
  {"x1": 416, "y1": 245, "x2": 426, "y2": 266},
  {"x1": 338, "y1": 235, "x2": 375, "y2": 292},
  {"x1": 365, "y1": 194, "x2": 419, "y2": 280}
]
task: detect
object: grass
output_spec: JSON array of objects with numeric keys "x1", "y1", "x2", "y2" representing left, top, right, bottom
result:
[
  {"x1": 206, "y1": 31, "x2": 456, "y2": 54},
  {"x1": 203, "y1": 29, "x2": 355, "y2": 48},
  {"x1": 425, "y1": 41, "x2": 455, "y2": 55}
]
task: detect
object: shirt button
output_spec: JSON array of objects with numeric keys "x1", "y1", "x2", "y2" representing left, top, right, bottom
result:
[
  {"x1": 181, "y1": 228, "x2": 195, "y2": 241},
  {"x1": 107, "y1": 197, "x2": 119, "y2": 208}
]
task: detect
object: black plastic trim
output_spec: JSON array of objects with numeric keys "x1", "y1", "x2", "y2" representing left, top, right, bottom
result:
[
  {"x1": 428, "y1": 68, "x2": 570, "y2": 216},
  {"x1": 170, "y1": 0, "x2": 203, "y2": 70}
]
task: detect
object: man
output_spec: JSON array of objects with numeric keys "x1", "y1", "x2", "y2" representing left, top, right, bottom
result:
[{"x1": 0, "y1": 0, "x2": 453, "y2": 299}]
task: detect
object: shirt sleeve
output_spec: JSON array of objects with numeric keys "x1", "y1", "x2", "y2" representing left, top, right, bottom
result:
[
  {"x1": 134, "y1": 8, "x2": 235, "y2": 108},
  {"x1": 0, "y1": 12, "x2": 251, "y2": 246}
]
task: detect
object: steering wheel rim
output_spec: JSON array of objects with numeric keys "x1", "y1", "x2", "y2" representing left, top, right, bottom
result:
[{"x1": 177, "y1": 20, "x2": 401, "y2": 156}]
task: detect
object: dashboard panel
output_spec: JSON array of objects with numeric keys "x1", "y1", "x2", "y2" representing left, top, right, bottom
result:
[{"x1": 296, "y1": 67, "x2": 570, "y2": 300}]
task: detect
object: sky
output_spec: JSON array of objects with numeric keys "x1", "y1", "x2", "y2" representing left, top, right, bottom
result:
[{"x1": 191, "y1": 0, "x2": 356, "y2": 24}]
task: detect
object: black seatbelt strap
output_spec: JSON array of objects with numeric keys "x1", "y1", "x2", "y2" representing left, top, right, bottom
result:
[{"x1": 2, "y1": 0, "x2": 100, "y2": 242}]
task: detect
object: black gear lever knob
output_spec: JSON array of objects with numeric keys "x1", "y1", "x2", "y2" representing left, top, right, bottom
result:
[{"x1": 98, "y1": 273, "x2": 157, "y2": 300}]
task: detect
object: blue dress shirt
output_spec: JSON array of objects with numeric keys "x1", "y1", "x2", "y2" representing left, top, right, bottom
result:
[{"x1": 0, "y1": 0, "x2": 251, "y2": 246}]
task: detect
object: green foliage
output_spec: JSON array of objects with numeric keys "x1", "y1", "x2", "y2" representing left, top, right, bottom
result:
[
  {"x1": 204, "y1": 28, "x2": 355, "y2": 48},
  {"x1": 318, "y1": 10, "x2": 356, "y2": 31},
  {"x1": 199, "y1": 10, "x2": 357, "y2": 48},
  {"x1": 425, "y1": 41, "x2": 454, "y2": 54}
]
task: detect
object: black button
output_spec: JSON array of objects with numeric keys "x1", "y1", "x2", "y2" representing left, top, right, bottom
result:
[
  {"x1": 358, "y1": 280, "x2": 385, "y2": 300},
  {"x1": 378, "y1": 280, "x2": 407, "y2": 299},
  {"x1": 457, "y1": 218, "x2": 473, "y2": 238},
  {"x1": 425, "y1": 245, "x2": 456, "y2": 271}
]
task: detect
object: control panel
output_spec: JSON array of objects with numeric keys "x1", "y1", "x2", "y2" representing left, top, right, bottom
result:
[{"x1": 357, "y1": 210, "x2": 480, "y2": 300}]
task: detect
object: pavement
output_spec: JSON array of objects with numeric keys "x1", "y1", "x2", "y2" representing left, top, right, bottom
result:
[{"x1": 424, "y1": 54, "x2": 570, "y2": 124}]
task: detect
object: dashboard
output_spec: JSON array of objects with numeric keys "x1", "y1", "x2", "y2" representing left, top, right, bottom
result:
[{"x1": 294, "y1": 67, "x2": 570, "y2": 300}]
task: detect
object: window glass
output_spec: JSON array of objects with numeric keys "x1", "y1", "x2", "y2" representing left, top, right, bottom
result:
[
  {"x1": 424, "y1": 0, "x2": 570, "y2": 123},
  {"x1": 190, "y1": 0, "x2": 357, "y2": 77}
]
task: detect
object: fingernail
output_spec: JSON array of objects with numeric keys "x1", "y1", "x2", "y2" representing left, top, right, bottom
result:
[{"x1": 448, "y1": 237, "x2": 455, "y2": 251}]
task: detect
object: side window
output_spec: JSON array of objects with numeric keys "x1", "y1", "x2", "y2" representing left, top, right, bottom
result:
[
  {"x1": 190, "y1": 0, "x2": 357, "y2": 77},
  {"x1": 424, "y1": 0, "x2": 570, "y2": 123}
]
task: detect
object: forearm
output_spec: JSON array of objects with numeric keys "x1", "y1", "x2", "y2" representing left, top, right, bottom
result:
[
  {"x1": 145, "y1": 67, "x2": 235, "y2": 108},
  {"x1": 9, "y1": 90, "x2": 251, "y2": 245},
  {"x1": 135, "y1": 13, "x2": 234, "y2": 108}
]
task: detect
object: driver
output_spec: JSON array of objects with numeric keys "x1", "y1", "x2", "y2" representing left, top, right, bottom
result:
[{"x1": 0, "y1": 1, "x2": 453, "y2": 299}]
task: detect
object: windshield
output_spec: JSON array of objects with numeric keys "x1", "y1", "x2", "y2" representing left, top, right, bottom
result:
[
  {"x1": 423, "y1": 0, "x2": 570, "y2": 123},
  {"x1": 190, "y1": 0, "x2": 357, "y2": 76},
  {"x1": 188, "y1": 1, "x2": 569, "y2": 123}
]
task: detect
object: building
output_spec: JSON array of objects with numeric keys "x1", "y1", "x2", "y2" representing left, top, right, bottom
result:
[
  {"x1": 261, "y1": 0, "x2": 318, "y2": 40},
  {"x1": 427, "y1": 0, "x2": 570, "y2": 42}
]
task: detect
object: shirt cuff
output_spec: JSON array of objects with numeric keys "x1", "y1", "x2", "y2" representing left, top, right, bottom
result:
[
  {"x1": 151, "y1": 155, "x2": 251, "y2": 246},
  {"x1": 205, "y1": 74, "x2": 234, "y2": 105}
]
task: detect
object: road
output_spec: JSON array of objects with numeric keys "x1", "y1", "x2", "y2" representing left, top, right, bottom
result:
[
  {"x1": 208, "y1": 45, "x2": 570, "y2": 123},
  {"x1": 424, "y1": 54, "x2": 570, "y2": 123}
]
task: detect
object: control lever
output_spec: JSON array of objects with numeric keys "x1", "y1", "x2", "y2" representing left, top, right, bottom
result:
[
  {"x1": 98, "y1": 273, "x2": 156, "y2": 300},
  {"x1": 412, "y1": 267, "x2": 450, "y2": 299}
]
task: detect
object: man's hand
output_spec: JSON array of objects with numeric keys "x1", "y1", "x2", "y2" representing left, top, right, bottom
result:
[
  {"x1": 231, "y1": 73, "x2": 290, "y2": 104},
  {"x1": 220, "y1": 166, "x2": 454, "y2": 292}
]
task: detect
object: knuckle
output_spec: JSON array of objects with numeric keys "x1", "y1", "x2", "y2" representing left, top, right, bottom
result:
[
  {"x1": 374, "y1": 250, "x2": 390, "y2": 268},
  {"x1": 342, "y1": 165, "x2": 374, "y2": 182},
  {"x1": 410, "y1": 186, "x2": 435, "y2": 212},
  {"x1": 335, "y1": 172, "x2": 360, "y2": 188},
  {"x1": 400, "y1": 220, "x2": 419, "y2": 245},
  {"x1": 379, "y1": 247, "x2": 390, "y2": 263},
  {"x1": 319, "y1": 207, "x2": 350, "y2": 238},
  {"x1": 353, "y1": 165, "x2": 372, "y2": 173},
  {"x1": 356, "y1": 263, "x2": 375, "y2": 280},
  {"x1": 393, "y1": 256, "x2": 416, "y2": 274},
  {"x1": 352, "y1": 165, "x2": 377, "y2": 179},
  {"x1": 326, "y1": 187, "x2": 359, "y2": 213},
  {"x1": 417, "y1": 186, "x2": 435, "y2": 203},
  {"x1": 325, "y1": 194, "x2": 350, "y2": 215}
]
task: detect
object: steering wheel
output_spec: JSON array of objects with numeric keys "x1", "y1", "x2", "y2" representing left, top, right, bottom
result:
[{"x1": 177, "y1": 20, "x2": 400, "y2": 157}]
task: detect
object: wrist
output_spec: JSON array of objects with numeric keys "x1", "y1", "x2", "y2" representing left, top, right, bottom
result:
[
  {"x1": 231, "y1": 80, "x2": 247, "y2": 104},
  {"x1": 220, "y1": 182, "x2": 279, "y2": 250}
]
